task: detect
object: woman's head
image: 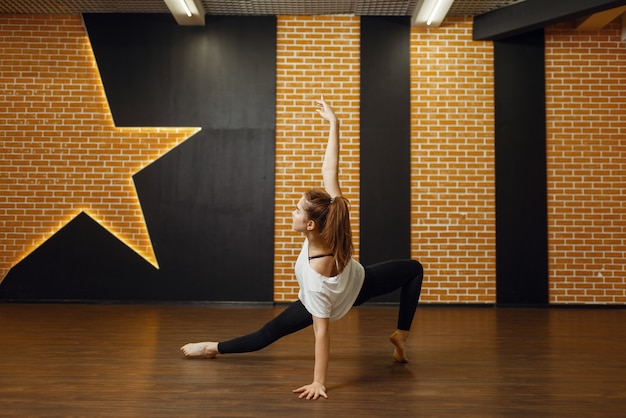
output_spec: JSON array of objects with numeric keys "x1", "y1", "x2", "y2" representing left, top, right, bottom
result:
[{"x1": 292, "y1": 188, "x2": 353, "y2": 272}]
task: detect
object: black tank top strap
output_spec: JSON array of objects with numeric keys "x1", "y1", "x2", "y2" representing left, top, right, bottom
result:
[{"x1": 308, "y1": 253, "x2": 334, "y2": 261}]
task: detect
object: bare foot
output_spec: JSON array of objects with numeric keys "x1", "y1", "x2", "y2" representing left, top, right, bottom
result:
[
  {"x1": 180, "y1": 342, "x2": 219, "y2": 359},
  {"x1": 389, "y1": 330, "x2": 410, "y2": 363}
]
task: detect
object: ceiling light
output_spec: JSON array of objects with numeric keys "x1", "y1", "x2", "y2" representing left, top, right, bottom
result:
[
  {"x1": 412, "y1": 0, "x2": 455, "y2": 28},
  {"x1": 163, "y1": 0, "x2": 205, "y2": 26}
]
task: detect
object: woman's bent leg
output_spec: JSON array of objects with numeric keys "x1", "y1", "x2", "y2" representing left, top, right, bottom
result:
[
  {"x1": 353, "y1": 259, "x2": 423, "y2": 363},
  {"x1": 217, "y1": 300, "x2": 313, "y2": 354},
  {"x1": 354, "y1": 259, "x2": 424, "y2": 331}
]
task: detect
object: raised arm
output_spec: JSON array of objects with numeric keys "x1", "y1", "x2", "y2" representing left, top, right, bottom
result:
[{"x1": 315, "y1": 97, "x2": 342, "y2": 198}]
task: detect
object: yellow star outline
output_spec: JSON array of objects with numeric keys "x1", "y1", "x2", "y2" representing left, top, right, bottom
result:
[{"x1": 0, "y1": 15, "x2": 200, "y2": 281}]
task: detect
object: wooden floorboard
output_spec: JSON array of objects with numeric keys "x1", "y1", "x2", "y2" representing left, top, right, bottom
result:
[{"x1": 0, "y1": 304, "x2": 625, "y2": 417}]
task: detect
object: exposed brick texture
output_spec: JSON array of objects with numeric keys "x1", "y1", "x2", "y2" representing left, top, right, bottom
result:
[
  {"x1": 0, "y1": 15, "x2": 199, "y2": 279},
  {"x1": 545, "y1": 21, "x2": 626, "y2": 304},
  {"x1": 410, "y1": 17, "x2": 496, "y2": 304},
  {"x1": 275, "y1": 16, "x2": 361, "y2": 301},
  {"x1": 1, "y1": 14, "x2": 624, "y2": 304}
]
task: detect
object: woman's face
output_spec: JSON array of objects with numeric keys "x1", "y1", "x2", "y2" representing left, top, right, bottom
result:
[{"x1": 292, "y1": 196, "x2": 310, "y2": 233}]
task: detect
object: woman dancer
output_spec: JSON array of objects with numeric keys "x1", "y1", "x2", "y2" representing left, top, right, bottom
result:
[{"x1": 181, "y1": 97, "x2": 423, "y2": 400}]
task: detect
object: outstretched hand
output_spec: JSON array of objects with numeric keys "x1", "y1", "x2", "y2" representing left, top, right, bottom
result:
[
  {"x1": 293, "y1": 381, "x2": 328, "y2": 400},
  {"x1": 315, "y1": 96, "x2": 338, "y2": 124}
]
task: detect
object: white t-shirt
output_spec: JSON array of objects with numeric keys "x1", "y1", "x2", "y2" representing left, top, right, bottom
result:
[{"x1": 295, "y1": 239, "x2": 365, "y2": 321}]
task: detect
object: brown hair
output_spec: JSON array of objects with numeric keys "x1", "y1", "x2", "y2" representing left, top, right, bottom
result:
[{"x1": 302, "y1": 188, "x2": 353, "y2": 273}]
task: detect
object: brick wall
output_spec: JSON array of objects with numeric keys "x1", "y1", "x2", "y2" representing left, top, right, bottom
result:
[
  {"x1": 275, "y1": 16, "x2": 361, "y2": 301},
  {"x1": 0, "y1": 15, "x2": 199, "y2": 280},
  {"x1": 1, "y1": 14, "x2": 624, "y2": 305},
  {"x1": 274, "y1": 16, "x2": 497, "y2": 304},
  {"x1": 410, "y1": 17, "x2": 497, "y2": 304},
  {"x1": 545, "y1": 21, "x2": 626, "y2": 304}
]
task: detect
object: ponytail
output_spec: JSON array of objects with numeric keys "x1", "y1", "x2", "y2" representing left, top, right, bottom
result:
[{"x1": 302, "y1": 189, "x2": 353, "y2": 272}]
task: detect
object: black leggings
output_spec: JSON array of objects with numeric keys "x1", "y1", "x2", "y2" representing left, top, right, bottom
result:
[{"x1": 218, "y1": 259, "x2": 423, "y2": 354}]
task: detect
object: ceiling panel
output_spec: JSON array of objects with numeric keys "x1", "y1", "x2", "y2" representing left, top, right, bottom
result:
[{"x1": 0, "y1": 0, "x2": 524, "y2": 17}]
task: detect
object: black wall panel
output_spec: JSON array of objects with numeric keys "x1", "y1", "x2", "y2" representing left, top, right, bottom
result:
[
  {"x1": 0, "y1": 213, "x2": 161, "y2": 301},
  {"x1": 360, "y1": 17, "x2": 412, "y2": 302},
  {"x1": 0, "y1": 15, "x2": 276, "y2": 302},
  {"x1": 133, "y1": 128, "x2": 275, "y2": 301},
  {"x1": 84, "y1": 14, "x2": 276, "y2": 130},
  {"x1": 494, "y1": 29, "x2": 549, "y2": 305}
]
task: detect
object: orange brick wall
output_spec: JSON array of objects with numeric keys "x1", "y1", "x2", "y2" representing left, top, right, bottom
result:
[
  {"x1": 545, "y1": 21, "x2": 626, "y2": 304},
  {"x1": 0, "y1": 14, "x2": 199, "y2": 280},
  {"x1": 1, "y1": 14, "x2": 624, "y2": 305},
  {"x1": 275, "y1": 16, "x2": 361, "y2": 301},
  {"x1": 274, "y1": 16, "x2": 497, "y2": 303},
  {"x1": 410, "y1": 17, "x2": 497, "y2": 304}
]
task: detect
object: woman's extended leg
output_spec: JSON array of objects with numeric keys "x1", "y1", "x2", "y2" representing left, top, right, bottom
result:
[
  {"x1": 353, "y1": 259, "x2": 424, "y2": 362},
  {"x1": 181, "y1": 300, "x2": 313, "y2": 358}
]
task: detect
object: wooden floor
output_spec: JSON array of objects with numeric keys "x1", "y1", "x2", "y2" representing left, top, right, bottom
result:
[{"x1": 1, "y1": 303, "x2": 625, "y2": 417}]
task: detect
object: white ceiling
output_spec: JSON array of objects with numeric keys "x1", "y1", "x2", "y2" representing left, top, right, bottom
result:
[{"x1": 0, "y1": 0, "x2": 523, "y2": 17}]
